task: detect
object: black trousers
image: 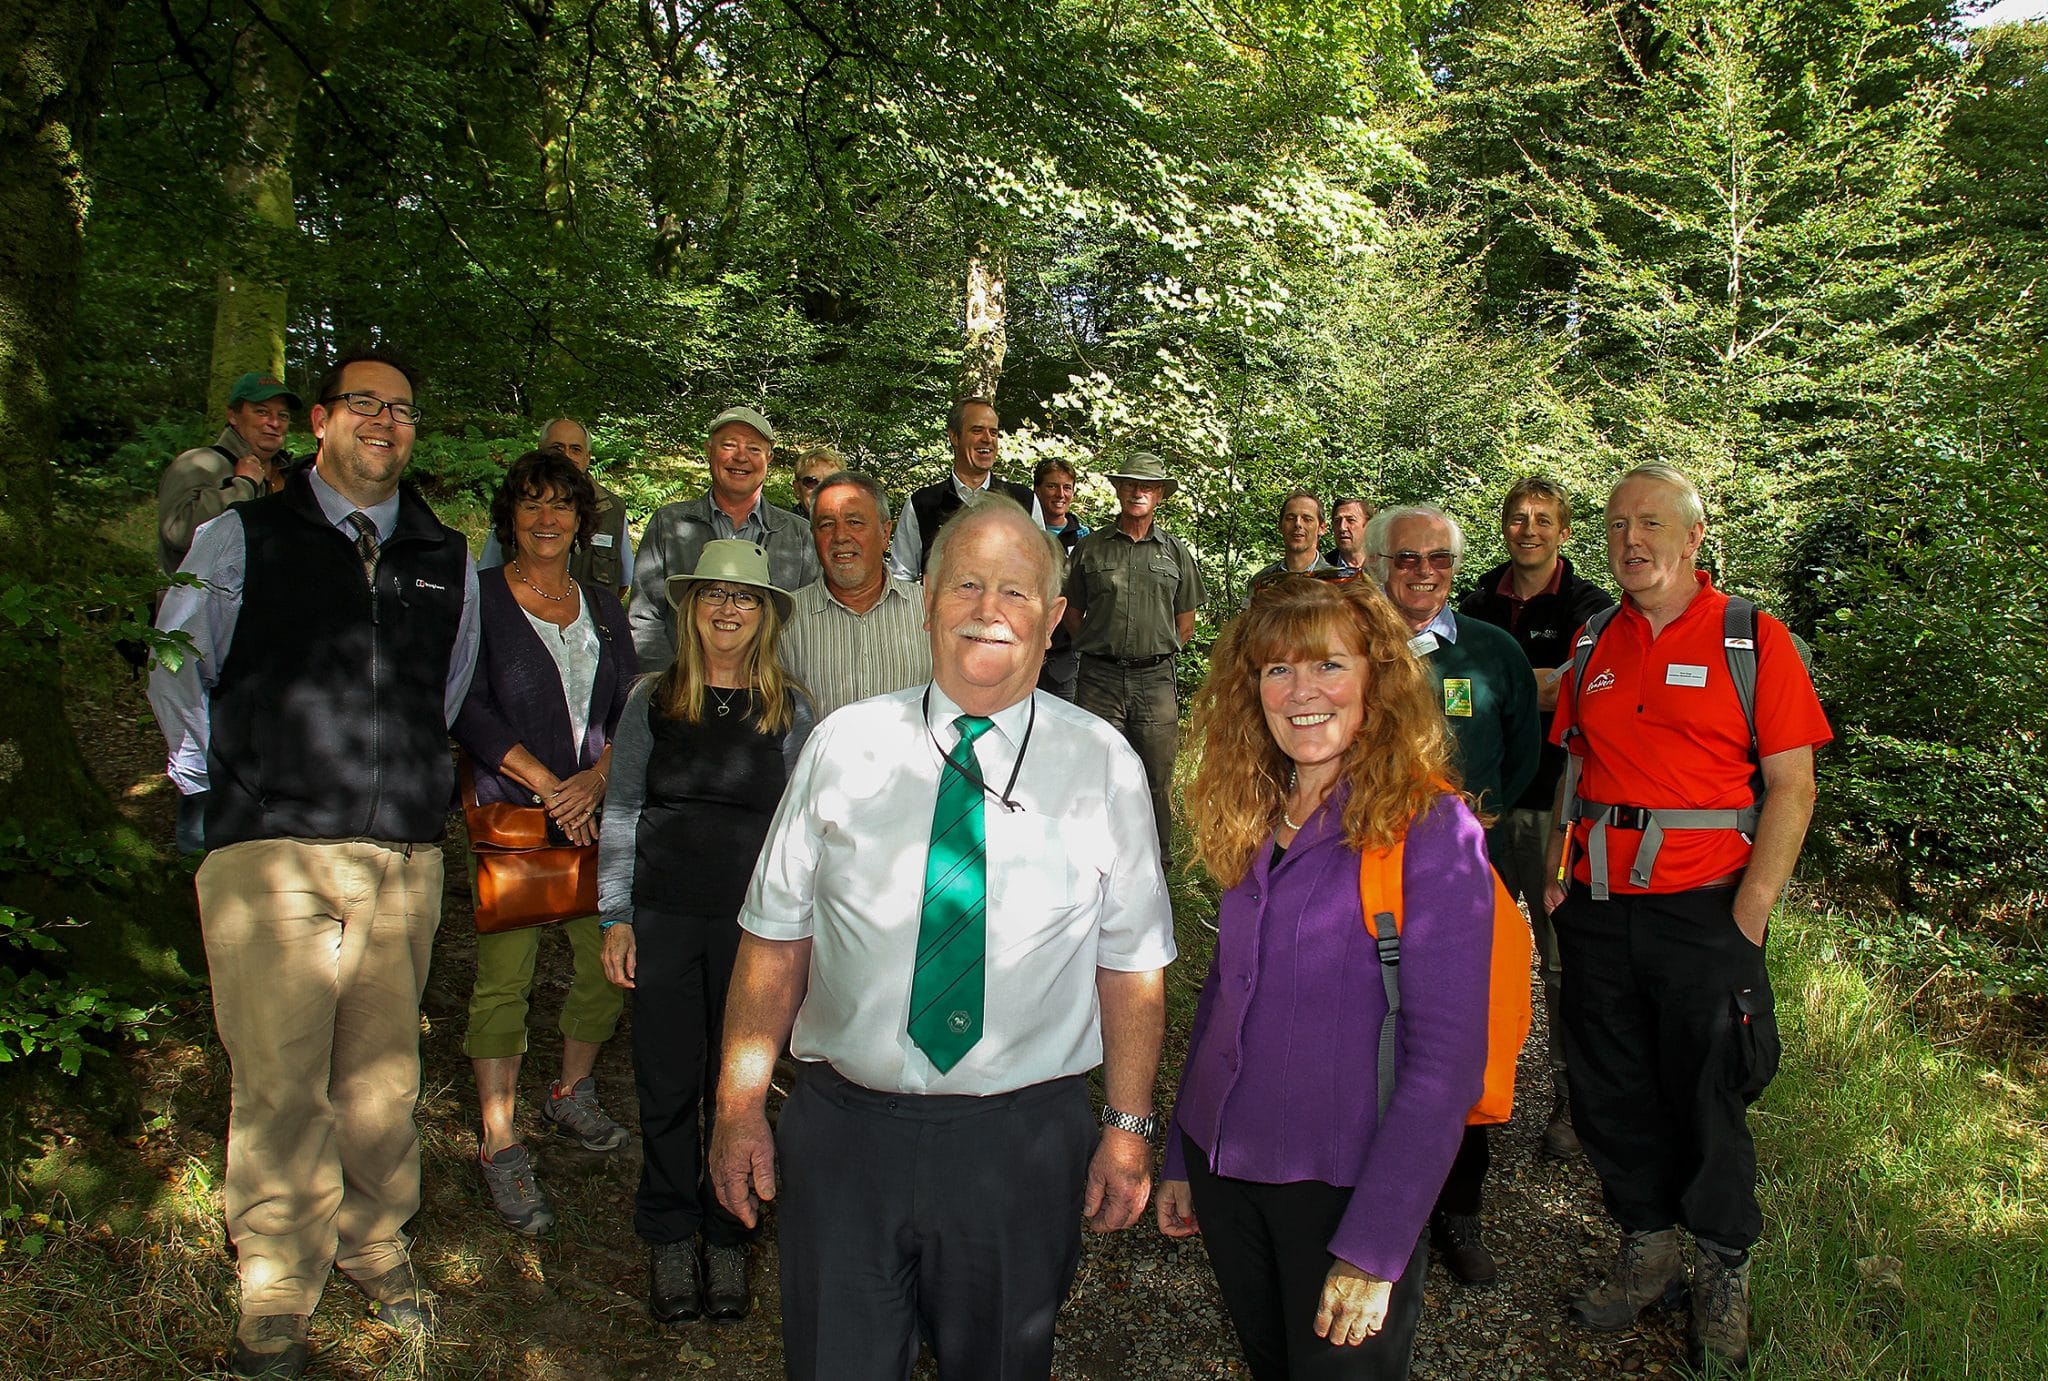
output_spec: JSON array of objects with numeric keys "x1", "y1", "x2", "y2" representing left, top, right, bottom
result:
[
  {"x1": 629, "y1": 906, "x2": 754, "y2": 1248},
  {"x1": 1184, "y1": 1135, "x2": 1431, "y2": 1381},
  {"x1": 775, "y1": 1064, "x2": 1094, "y2": 1381},
  {"x1": 1553, "y1": 883, "x2": 1780, "y2": 1250},
  {"x1": 1432, "y1": 1125, "x2": 1489, "y2": 1219}
]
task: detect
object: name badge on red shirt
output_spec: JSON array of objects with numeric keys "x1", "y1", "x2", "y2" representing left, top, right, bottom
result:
[{"x1": 1666, "y1": 663, "x2": 1710, "y2": 688}]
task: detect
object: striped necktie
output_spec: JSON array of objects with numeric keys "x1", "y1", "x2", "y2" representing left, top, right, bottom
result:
[
  {"x1": 344, "y1": 511, "x2": 380, "y2": 584},
  {"x1": 909, "y1": 714, "x2": 994, "y2": 1072}
]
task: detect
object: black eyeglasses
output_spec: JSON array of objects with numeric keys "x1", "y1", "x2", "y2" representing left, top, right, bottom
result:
[
  {"x1": 795, "y1": 475, "x2": 823, "y2": 491},
  {"x1": 1388, "y1": 549, "x2": 1455, "y2": 572},
  {"x1": 323, "y1": 392, "x2": 422, "y2": 426},
  {"x1": 694, "y1": 585, "x2": 763, "y2": 611}
]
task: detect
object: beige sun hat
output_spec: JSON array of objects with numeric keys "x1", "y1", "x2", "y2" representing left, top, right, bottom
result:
[
  {"x1": 664, "y1": 539, "x2": 794, "y2": 620},
  {"x1": 1106, "y1": 451, "x2": 1178, "y2": 499}
]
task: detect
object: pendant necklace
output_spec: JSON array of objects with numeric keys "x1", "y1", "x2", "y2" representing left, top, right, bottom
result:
[
  {"x1": 512, "y1": 560, "x2": 571, "y2": 603},
  {"x1": 709, "y1": 685, "x2": 744, "y2": 718},
  {"x1": 1282, "y1": 765, "x2": 1306, "y2": 831}
]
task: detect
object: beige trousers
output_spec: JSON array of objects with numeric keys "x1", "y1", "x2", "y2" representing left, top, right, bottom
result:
[{"x1": 197, "y1": 837, "x2": 443, "y2": 1317}]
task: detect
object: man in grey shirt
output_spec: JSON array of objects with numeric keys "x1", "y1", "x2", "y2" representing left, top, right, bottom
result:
[
  {"x1": 781, "y1": 471, "x2": 931, "y2": 718},
  {"x1": 628, "y1": 406, "x2": 818, "y2": 672}
]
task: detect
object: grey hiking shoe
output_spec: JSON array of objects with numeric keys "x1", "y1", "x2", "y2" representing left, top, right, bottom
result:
[
  {"x1": 480, "y1": 1142, "x2": 557, "y2": 1236},
  {"x1": 1688, "y1": 1244, "x2": 1752, "y2": 1372},
  {"x1": 542, "y1": 1076, "x2": 629, "y2": 1152},
  {"x1": 351, "y1": 1258, "x2": 438, "y2": 1336},
  {"x1": 229, "y1": 1313, "x2": 310, "y2": 1379},
  {"x1": 1571, "y1": 1227, "x2": 1688, "y2": 1330},
  {"x1": 1540, "y1": 1090, "x2": 1582, "y2": 1159}
]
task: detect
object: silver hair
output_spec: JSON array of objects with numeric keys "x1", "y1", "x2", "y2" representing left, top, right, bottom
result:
[
  {"x1": 1363, "y1": 503, "x2": 1465, "y2": 585},
  {"x1": 539, "y1": 417, "x2": 589, "y2": 447},
  {"x1": 1612, "y1": 463, "x2": 1706, "y2": 527},
  {"x1": 810, "y1": 469, "x2": 894, "y2": 526},
  {"x1": 926, "y1": 495, "x2": 1066, "y2": 607}
]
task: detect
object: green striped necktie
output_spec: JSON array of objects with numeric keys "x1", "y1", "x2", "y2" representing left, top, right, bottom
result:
[{"x1": 910, "y1": 714, "x2": 994, "y2": 1072}]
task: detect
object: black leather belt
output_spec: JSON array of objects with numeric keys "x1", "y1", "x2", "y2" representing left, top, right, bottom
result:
[{"x1": 1083, "y1": 652, "x2": 1173, "y2": 669}]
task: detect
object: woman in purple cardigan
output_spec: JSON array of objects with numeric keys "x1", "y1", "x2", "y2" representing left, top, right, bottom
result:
[
  {"x1": 453, "y1": 449, "x2": 636, "y2": 1238},
  {"x1": 1164, "y1": 574, "x2": 1495, "y2": 1380}
]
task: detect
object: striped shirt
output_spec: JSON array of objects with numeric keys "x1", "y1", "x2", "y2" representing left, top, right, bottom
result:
[{"x1": 780, "y1": 575, "x2": 933, "y2": 720}]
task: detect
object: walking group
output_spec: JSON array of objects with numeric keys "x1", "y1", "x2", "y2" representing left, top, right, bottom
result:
[{"x1": 151, "y1": 351, "x2": 1829, "y2": 1380}]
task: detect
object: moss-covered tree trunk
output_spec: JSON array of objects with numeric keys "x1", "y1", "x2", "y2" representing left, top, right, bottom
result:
[
  {"x1": 205, "y1": 12, "x2": 309, "y2": 416},
  {"x1": 0, "y1": 0, "x2": 125, "y2": 833}
]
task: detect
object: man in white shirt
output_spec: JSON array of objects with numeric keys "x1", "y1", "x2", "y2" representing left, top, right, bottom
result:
[
  {"x1": 710, "y1": 496, "x2": 1175, "y2": 1380},
  {"x1": 779, "y1": 470, "x2": 931, "y2": 718}
]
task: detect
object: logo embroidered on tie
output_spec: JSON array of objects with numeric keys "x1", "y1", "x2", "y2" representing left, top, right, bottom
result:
[{"x1": 947, "y1": 1010, "x2": 972, "y2": 1034}]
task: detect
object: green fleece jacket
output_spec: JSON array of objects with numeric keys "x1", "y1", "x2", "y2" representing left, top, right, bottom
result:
[{"x1": 1423, "y1": 613, "x2": 1541, "y2": 820}]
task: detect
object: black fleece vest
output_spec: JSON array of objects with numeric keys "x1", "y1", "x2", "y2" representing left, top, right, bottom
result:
[
  {"x1": 910, "y1": 475, "x2": 1036, "y2": 571},
  {"x1": 206, "y1": 468, "x2": 468, "y2": 848}
]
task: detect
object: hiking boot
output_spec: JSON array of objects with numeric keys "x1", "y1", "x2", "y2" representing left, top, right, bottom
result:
[
  {"x1": 479, "y1": 1142, "x2": 557, "y2": 1236},
  {"x1": 1571, "y1": 1227, "x2": 1688, "y2": 1330},
  {"x1": 649, "y1": 1240, "x2": 702, "y2": 1324},
  {"x1": 541, "y1": 1076, "x2": 630, "y2": 1152},
  {"x1": 1540, "y1": 1090, "x2": 1582, "y2": 1160},
  {"x1": 704, "y1": 1242, "x2": 752, "y2": 1320},
  {"x1": 1430, "y1": 1211, "x2": 1499, "y2": 1286},
  {"x1": 1688, "y1": 1244, "x2": 1752, "y2": 1372},
  {"x1": 229, "y1": 1313, "x2": 310, "y2": 1379},
  {"x1": 350, "y1": 1258, "x2": 438, "y2": 1336}
]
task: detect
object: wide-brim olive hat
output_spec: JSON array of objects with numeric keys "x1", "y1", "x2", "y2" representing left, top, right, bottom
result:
[
  {"x1": 664, "y1": 539, "x2": 794, "y2": 620},
  {"x1": 1106, "y1": 451, "x2": 1178, "y2": 499}
]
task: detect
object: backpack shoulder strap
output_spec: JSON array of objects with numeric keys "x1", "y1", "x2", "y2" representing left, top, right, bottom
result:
[
  {"x1": 1565, "y1": 604, "x2": 1621, "y2": 742},
  {"x1": 1722, "y1": 595, "x2": 1759, "y2": 757},
  {"x1": 1358, "y1": 841, "x2": 1406, "y2": 1120}
]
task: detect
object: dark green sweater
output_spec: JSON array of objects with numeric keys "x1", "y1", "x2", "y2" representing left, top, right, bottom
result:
[{"x1": 1423, "y1": 614, "x2": 1541, "y2": 820}]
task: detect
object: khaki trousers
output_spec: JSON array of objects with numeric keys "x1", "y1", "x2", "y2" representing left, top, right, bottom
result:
[{"x1": 197, "y1": 837, "x2": 443, "y2": 1317}]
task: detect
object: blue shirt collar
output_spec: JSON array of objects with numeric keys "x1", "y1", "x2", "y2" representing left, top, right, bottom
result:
[{"x1": 308, "y1": 463, "x2": 401, "y2": 540}]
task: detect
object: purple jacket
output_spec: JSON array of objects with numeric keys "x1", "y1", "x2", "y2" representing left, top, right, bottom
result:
[
  {"x1": 453, "y1": 568, "x2": 635, "y2": 806},
  {"x1": 1164, "y1": 789, "x2": 1493, "y2": 1280}
]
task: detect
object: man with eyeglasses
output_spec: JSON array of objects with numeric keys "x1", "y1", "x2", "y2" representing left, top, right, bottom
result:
[
  {"x1": 1458, "y1": 477, "x2": 1613, "y2": 1162},
  {"x1": 887, "y1": 397, "x2": 1042, "y2": 581},
  {"x1": 629, "y1": 406, "x2": 819, "y2": 673},
  {"x1": 477, "y1": 418, "x2": 634, "y2": 600},
  {"x1": 1366, "y1": 502, "x2": 1538, "y2": 1291},
  {"x1": 149, "y1": 346, "x2": 480, "y2": 1378}
]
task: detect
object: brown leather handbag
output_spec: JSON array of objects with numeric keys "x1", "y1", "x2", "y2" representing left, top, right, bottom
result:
[{"x1": 461, "y1": 755, "x2": 598, "y2": 934}]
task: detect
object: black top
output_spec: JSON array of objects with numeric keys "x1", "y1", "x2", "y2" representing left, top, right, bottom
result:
[
  {"x1": 634, "y1": 691, "x2": 792, "y2": 916},
  {"x1": 208, "y1": 467, "x2": 468, "y2": 847},
  {"x1": 910, "y1": 475, "x2": 1037, "y2": 572},
  {"x1": 1458, "y1": 554, "x2": 1615, "y2": 810}
]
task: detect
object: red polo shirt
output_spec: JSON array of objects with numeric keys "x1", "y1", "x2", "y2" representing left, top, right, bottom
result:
[{"x1": 1549, "y1": 572, "x2": 1832, "y2": 892}]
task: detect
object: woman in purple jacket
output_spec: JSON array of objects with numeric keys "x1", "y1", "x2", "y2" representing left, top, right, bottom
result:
[
  {"x1": 454, "y1": 449, "x2": 637, "y2": 1238},
  {"x1": 1164, "y1": 574, "x2": 1495, "y2": 1380}
]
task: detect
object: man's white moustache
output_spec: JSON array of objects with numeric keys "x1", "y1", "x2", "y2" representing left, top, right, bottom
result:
[{"x1": 955, "y1": 621, "x2": 1016, "y2": 644}]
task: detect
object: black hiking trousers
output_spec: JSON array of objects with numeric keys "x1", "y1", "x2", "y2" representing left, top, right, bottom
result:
[{"x1": 1553, "y1": 882, "x2": 1781, "y2": 1252}]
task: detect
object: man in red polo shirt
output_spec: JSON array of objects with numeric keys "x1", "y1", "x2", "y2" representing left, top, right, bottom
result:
[{"x1": 1542, "y1": 463, "x2": 1829, "y2": 1373}]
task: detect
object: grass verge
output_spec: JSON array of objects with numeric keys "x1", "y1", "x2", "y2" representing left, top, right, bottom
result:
[{"x1": 1755, "y1": 896, "x2": 2046, "y2": 1379}]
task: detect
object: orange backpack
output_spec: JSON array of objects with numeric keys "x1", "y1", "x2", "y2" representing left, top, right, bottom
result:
[{"x1": 1357, "y1": 839, "x2": 1532, "y2": 1126}]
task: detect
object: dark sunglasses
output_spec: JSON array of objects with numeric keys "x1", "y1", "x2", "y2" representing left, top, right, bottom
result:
[
  {"x1": 795, "y1": 475, "x2": 824, "y2": 490},
  {"x1": 1389, "y1": 549, "x2": 1455, "y2": 572}
]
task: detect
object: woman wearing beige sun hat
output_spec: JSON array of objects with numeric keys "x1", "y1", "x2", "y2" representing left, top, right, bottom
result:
[{"x1": 595, "y1": 539, "x2": 812, "y2": 1326}]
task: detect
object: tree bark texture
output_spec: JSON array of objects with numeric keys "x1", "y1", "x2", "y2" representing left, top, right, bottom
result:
[
  {"x1": 0, "y1": 0, "x2": 126, "y2": 831},
  {"x1": 962, "y1": 245, "x2": 1007, "y2": 403},
  {"x1": 206, "y1": 11, "x2": 310, "y2": 416}
]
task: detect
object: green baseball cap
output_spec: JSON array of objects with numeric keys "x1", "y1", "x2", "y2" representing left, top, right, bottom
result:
[{"x1": 227, "y1": 372, "x2": 302, "y2": 409}]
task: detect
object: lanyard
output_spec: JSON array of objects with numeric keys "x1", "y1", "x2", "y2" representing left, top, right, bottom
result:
[{"x1": 921, "y1": 687, "x2": 1035, "y2": 814}]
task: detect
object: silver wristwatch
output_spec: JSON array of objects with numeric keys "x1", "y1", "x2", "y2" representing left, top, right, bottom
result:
[{"x1": 1099, "y1": 1104, "x2": 1158, "y2": 1140}]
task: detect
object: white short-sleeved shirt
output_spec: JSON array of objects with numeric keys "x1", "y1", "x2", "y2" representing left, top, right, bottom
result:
[{"x1": 740, "y1": 682, "x2": 1177, "y2": 1095}]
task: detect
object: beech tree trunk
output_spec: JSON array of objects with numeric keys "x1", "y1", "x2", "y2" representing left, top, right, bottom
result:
[
  {"x1": 0, "y1": 0, "x2": 127, "y2": 832},
  {"x1": 206, "y1": 13, "x2": 309, "y2": 415},
  {"x1": 962, "y1": 244, "x2": 1007, "y2": 402}
]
